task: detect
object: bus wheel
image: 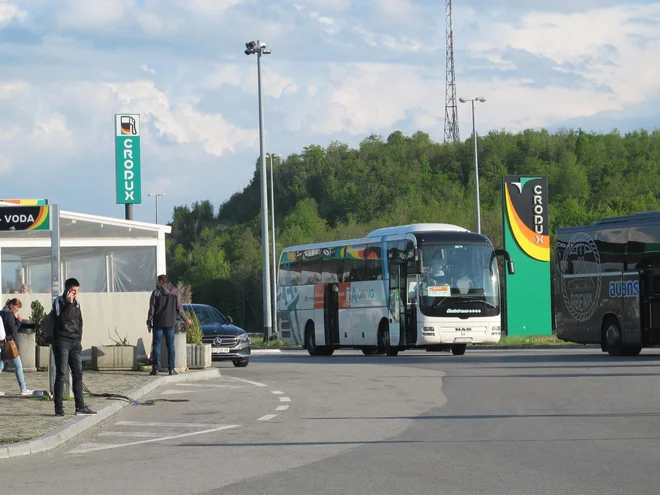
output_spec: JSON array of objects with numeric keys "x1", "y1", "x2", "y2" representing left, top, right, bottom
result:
[
  {"x1": 305, "y1": 323, "x2": 322, "y2": 357},
  {"x1": 603, "y1": 317, "x2": 623, "y2": 356},
  {"x1": 451, "y1": 344, "x2": 467, "y2": 356},
  {"x1": 362, "y1": 348, "x2": 379, "y2": 355},
  {"x1": 622, "y1": 346, "x2": 642, "y2": 356},
  {"x1": 378, "y1": 321, "x2": 399, "y2": 357}
]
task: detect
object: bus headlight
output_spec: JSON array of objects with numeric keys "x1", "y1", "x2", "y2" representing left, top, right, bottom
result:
[
  {"x1": 492, "y1": 326, "x2": 501, "y2": 334},
  {"x1": 422, "y1": 326, "x2": 435, "y2": 335}
]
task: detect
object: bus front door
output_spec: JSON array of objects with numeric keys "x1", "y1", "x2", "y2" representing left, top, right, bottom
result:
[{"x1": 324, "y1": 283, "x2": 340, "y2": 346}]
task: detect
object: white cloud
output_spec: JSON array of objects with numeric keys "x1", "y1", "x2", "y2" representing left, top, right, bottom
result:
[
  {"x1": 54, "y1": 0, "x2": 129, "y2": 30},
  {"x1": 301, "y1": 0, "x2": 351, "y2": 12},
  {"x1": 31, "y1": 113, "x2": 73, "y2": 149},
  {"x1": 0, "y1": 154, "x2": 12, "y2": 175},
  {"x1": 105, "y1": 80, "x2": 257, "y2": 157},
  {"x1": 188, "y1": 0, "x2": 242, "y2": 13},
  {"x1": 0, "y1": 1, "x2": 25, "y2": 27},
  {"x1": 462, "y1": 3, "x2": 660, "y2": 106}
]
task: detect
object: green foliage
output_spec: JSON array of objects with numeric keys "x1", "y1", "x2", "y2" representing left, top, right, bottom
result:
[
  {"x1": 186, "y1": 311, "x2": 203, "y2": 346},
  {"x1": 30, "y1": 300, "x2": 47, "y2": 347},
  {"x1": 166, "y1": 127, "x2": 660, "y2": 332}
]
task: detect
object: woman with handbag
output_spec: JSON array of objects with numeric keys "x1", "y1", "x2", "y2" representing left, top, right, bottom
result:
[{"x1": 0, "y1": 298, "x2": 32, "y2": 396}]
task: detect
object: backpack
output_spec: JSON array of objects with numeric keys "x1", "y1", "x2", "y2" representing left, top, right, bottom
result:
[{"x1": 43, "y1": 298, "x2": 62, "y2": 345}]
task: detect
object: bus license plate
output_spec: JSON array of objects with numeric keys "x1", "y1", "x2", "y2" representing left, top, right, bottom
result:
[
  {"x1": 454, "y1": 337, "x2": 472, "y2": 343},
  {"x1": 212, "y1": 347, "x2": 230, "y2": 354}
]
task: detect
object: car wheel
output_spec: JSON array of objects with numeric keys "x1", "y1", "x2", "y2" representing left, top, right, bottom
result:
[{"x1": 233, "y1": 359, "x2": 249, "y2": 368}]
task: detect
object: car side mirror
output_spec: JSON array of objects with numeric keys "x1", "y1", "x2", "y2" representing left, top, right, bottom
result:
[{"x1": 228, "y1": 316, "x2": 233, "y2": 324}]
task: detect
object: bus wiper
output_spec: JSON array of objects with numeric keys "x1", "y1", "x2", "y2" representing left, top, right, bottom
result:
[{"x1": 451, "y1": 297, "x2": 497, "y2": 309}]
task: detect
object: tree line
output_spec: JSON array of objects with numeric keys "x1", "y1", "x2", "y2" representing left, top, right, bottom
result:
[{"x1": 166, "y1": 128, "x2": 660, "y2": 332}]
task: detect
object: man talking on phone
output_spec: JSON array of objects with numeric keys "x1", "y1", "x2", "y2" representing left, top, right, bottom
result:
[{"x1": 52, "y1": 278, "x2": 96, "y2": 416}]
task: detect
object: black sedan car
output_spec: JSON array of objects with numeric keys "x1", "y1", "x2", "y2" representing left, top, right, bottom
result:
[{"x1": 181, "y1": 303, "x2": 250, "y2": 367}]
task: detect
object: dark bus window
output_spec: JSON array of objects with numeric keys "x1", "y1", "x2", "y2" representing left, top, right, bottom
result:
[
  {"x1": 343, "y1": 245, "x2": 366, "y2": 282},
  {"x1": 322, "y1": 259, "x2": 342, "y2": 283},
  {"x1": 366, "y1": 244, "x2": 382, "y2": 280},
  {"x1": 302, "y1": 259, "x2": 322, "y2": 284},
  {"x1": 280, "y1": 260, "x2": 301, "y2": 286}
]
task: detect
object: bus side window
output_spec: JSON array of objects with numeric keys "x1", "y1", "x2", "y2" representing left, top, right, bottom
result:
[
  {"x1": 322, "y1": 259, "x2": 341, "y2": 283},
  {"x1": 343, "y1": 245, "x2": 366, "y2": 282},
  {"x1": 286, "y1": 260, "x2": 302, "y2": 286},
  {"x1": 366, "y1": 244, "x2": 382, "y2": 281},
  {"x1": 303, "y1": 259, "x2": 322, "y2": 284}
]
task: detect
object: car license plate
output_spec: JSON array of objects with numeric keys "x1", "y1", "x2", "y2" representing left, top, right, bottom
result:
[
  {"x1": 212, "y1": 347, "x2": 230, "y2": 354},
  {"x1": 453, "y1": 337, "x2": 472, "y2": 343}
]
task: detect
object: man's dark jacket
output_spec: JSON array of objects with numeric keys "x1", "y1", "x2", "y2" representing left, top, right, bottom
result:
[{"x1": 147, "y1": 284, "x2": 188, "y2": 329}]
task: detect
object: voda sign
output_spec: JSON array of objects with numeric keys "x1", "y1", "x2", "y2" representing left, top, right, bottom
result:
[{"x1": 114, "y1": 114, "x2": 142, "y2": 204}]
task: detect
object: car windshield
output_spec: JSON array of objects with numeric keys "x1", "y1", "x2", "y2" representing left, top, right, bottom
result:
[{"x1": 409, "y1": 243, "x2": 500, "y2": 316}]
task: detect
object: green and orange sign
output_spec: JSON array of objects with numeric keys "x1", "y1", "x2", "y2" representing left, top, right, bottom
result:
[
  {"x1": 501, "y1": 176, "x2": 551, "y2": 335},
  {"x1": 0, "y1": 206, "x2": 50, "y2": 231}
]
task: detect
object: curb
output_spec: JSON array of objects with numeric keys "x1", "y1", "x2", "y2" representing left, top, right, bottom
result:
[
  {"x1": 0, "y1": 368, "x2": 221, "y2": 460},
  {"x1": 250, "y1": 345, "x2": 599, "y2": 351}
]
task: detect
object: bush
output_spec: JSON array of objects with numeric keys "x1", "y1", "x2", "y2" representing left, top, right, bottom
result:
[
  {"x1": 30, "y1": 301, "x2": 47, "y2": 346},
  {"x1": 186, "y1": 311, "x2": 203, "y2": 346}
]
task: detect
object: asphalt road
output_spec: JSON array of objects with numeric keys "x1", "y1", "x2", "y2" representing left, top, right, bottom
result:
[{"x1": 2, "y1": 348, "x2": 660, "y2": 494}]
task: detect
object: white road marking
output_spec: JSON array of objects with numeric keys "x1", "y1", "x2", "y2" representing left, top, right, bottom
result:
[
  {"x1": 223, "y1": 376, "x2": 268, "y2": 387},
  {"x1": 116, "y1": 421, "x2": 226, "y2": 428},
  {"x1": 271, "y1": 391, "x2": 284, "y2": 395},
  {"x1": 69, "y1": 425, "x2": 240, "y2": 454},
  {"x1": 98, "y1": 432, "x2": 162, "y2": 438},
  {"x1": 174, "y1": 383, "x2": 242, "y2": 389},
  {"x1": 160, "y1": 388, "x2": 229, "y2": 396},
  {"x1": 275, "y1": 405, "x2": 289, "y2": 411},
  {"x1": 279, "y1": 397, "x2": 291, "y2": 402},
  {"x1": 258, "y1": 414, "x2": 278, "y2": 421}
]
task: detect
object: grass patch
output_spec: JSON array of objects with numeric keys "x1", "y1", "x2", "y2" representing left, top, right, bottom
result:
[
  {"x1": 495, "y1": 335, "x2": 572, "y2": 346},
  {"x1": 250, "y1": 336, "x2": 298, "y2": 348}
]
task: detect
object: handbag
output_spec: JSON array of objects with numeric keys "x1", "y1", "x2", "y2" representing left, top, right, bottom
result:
[{"x1": 1, "y1": 339, "x2": 19, "y2": 360}]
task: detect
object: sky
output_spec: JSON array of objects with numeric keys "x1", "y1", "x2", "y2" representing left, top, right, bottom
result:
[{"x1": 1, "y1": 0, "x2": 659, "y2": 224}]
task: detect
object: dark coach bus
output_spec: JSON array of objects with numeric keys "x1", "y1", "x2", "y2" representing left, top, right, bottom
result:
[{"x1": 555, "y1": 211, "x2": 660, "y2": 356}]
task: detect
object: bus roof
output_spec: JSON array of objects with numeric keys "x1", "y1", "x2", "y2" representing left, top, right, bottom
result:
[
  {"x1": 367, "y1": 223, "x2": 469, "y2": 237},
  {"x1": 559, "y1": 210, "x2": 660, "y2": 232},
  {"x1": 280, "y1": 223, "x2": 472, "y2": 254}
]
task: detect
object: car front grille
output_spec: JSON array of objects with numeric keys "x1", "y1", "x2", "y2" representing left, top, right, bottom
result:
[{"x1": 203, "y1": 335, "x2": 240, "y2": 347}]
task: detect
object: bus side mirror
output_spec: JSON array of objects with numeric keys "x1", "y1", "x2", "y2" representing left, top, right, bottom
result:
[
  {"x1": 495, "y1": 249, "x2": 515, "y2": 275},
  {"x1": 407, "y1": 249, "x2": 424, "y2": 274}
]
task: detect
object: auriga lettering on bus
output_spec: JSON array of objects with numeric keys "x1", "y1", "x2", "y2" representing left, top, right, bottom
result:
[{"x1": 608, "y1": 280, "x2": 639, "y2": 298}]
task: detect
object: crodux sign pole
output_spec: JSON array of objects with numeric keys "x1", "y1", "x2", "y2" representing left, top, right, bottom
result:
[{"x1": 114, "y1": 114, "x2": 142, "y2": 220}]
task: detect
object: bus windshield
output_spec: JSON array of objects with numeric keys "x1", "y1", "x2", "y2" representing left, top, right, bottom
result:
[{"x1": 411, "y1": 243, "x2": 500, "y2": 317}]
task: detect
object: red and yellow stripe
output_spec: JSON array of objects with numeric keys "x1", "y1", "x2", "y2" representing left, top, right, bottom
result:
[
  {"x1": 505, "y1": 186, "x2": 549, "y2": 261},
  {"x1": 26, "y1": 206, "x2": 49, "y2": 230}
]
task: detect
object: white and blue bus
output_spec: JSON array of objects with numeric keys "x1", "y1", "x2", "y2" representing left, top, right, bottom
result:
[{"x1": 276, "y1": 223, "x2": 514, "y2": 356}]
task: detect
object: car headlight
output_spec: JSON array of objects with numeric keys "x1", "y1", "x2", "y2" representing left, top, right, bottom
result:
[{"x1": 239, "y1": 334, "x2": 249, "y2": 343}]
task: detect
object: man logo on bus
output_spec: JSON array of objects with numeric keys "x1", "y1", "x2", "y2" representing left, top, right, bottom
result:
[{"x1": 560, "y1": 231, "x2": 601, "y2": 322}]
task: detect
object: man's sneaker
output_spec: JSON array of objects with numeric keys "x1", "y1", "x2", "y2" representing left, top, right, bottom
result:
[
  {"x1": 0, "y1": 391, "x2": 5, "y2": 396},
  {"x1": 75, "y1": 406, "x2": 97, "y2": 416},
  {"x1": 150, "y1": 370, "x2": 158, "y2": 376},
  {"x1": 169, "y1": 370, "x2": 178, "y2": 376},
  {"x1": 55, "y1": 410, "x2": 64, "y2": 416},
  {"x1": 20, "y1": 389, "x2": 33, "y2": 396}
]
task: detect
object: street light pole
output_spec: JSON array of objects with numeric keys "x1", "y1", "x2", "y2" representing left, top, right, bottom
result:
[
  {"x1": 245, "y1": 40, "x2": 273, "y2": 343},
  {"x1": 268, "y1": 153, "x2": 279, "y2": 338},
  {"x1": 148, "y1": 193, "x2": 165, "y2": 224},
  {"x1": 459, "y1": 96, "x2": 486, "y2": 234}
]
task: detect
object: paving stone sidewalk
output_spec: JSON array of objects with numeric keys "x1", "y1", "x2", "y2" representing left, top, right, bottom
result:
[{"x1": 0, "y1": 369, "x2": 155, "y2": 444}]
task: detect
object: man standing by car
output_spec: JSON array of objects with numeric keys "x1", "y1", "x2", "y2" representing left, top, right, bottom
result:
[
  {"x1": 53, "y1": 278, "x2": 96, "y2": 416},
  {"x1": 147, "y1": 275, "x2": 191, "y2": 375}
]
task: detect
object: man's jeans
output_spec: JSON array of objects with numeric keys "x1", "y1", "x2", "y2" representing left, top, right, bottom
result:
[
  {"x1": 53, "y1": 339, "x2": 85, "y2": 411},
  {"x1": 152, "y1": 327, "x2": 175, "y2": 372},
  {"x1": 0, "y1": 355, "x2": 27, "y2": 392}
]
